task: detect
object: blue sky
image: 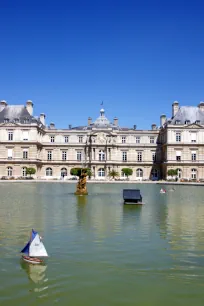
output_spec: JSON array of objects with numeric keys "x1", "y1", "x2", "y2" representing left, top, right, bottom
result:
[{"x1": 0, "y1": 0, "x2": 204, "y2": 129}]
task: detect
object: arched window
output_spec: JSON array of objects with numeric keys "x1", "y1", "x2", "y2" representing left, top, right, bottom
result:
[
  {"x1": 99, "y1": 150, "x2": 105, "y2": 161},
  {"x1": 152, "y1": 168, "x2": 158, "y2": 179},
  {"x1": 177, "y1": 168, "x2": 182, "y2": 179},
  {"x1": 22, "y1": 167, "x2": 27, "y2": 177},
  {"x1": 61, "y1": 168, "x2": 67, "y2": 177},
  {"x1": 7, "y1": 167, "x2": 13, "y2": 177},
  {"x1": 136, "y1": 168, "x2": 143, "y2": 177},
  {"x1": 98, "y1": 168, "x2": 105, "y2": 177},
  {"x1": 121, "y1": 170, "x2": 126, "y2": 177},
  {"x1": 191, "y1": 168, "x2": 197, "y2": 179},
  {"x1": 46, "y1": 168, "x2": 52, "y2": 176}
]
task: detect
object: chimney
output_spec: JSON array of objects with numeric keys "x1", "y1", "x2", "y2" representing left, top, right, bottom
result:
[
  {"x1": 49, "y1": 122, "x2": 55, "y2": 129},
  {"x1": 151, "y1": 124, "x2": 157, "y2": 130},
  {"x1": 198, "y1": 101, "x2": 204, "y2": 111},
  {"x1": 160, "y1": 114, "x2": 166, "y2": 127},
  {"x1": 113, "y1": 117, "x2": 118, "y2": 126},
  {"x1": 26, "y1": 100, "x2": 33, "y2": 116},
  {"x1": 69, "y1": 124, "x2": 72, "y2": 129},
  {"x1": 172, "y1": 101, "x2": 179, "y2": 117},
  {"x1": 88, "y1": 117, "x2": 92, "y2": 126},
  {"x1": 133, "y1": 124, "x2": 137, "y2": 130},
  {"x1": 40, "y1": 113, "x2": 46, "y2": 125},
  {"x1": 0, "y1": 100, "x2": 7, "y2": 112}
]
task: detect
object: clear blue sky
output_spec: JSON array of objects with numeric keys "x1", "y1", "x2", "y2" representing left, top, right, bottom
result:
[{"x1": 0, "y1": 0, "x2": 204, "y2": 129}]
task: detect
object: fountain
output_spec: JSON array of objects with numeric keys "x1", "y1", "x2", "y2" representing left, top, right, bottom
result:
[{"x1": 70, "y1": 168, "x2": 89, "y2": 195}]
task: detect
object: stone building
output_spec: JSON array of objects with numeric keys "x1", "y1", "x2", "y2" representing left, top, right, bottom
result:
[
  {"x1": 0, "y1": 99, "x2": 203, "y2": 181},
  {"x1": 160, "y1": 101, "x2": 204, "y2": 181}
]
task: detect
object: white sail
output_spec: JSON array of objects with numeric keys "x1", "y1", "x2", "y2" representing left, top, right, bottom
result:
[{"x1": 29, "y1": 234, "x2": 48, "y2": 257}]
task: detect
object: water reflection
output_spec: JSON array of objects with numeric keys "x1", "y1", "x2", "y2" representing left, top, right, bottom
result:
[
  {"x1": 76, "y1": 195, "x2": 87, "y2": 227},
  {"x1": 76, "y1": 194, "x2": 123, "y2": 237},
  {"x1": 122, "y1": 205, "x2": 142, "y2": 228},
  {"x1": 20, "y1": 260, "x2": 47, "y2": 284}
]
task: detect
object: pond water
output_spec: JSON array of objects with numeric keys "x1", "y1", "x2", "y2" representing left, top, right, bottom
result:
[{"x1": 1, "y1": 182, "x2": 204, "y2": 305}]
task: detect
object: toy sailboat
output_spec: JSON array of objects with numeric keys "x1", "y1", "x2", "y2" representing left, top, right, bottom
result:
[
  {"x1": 21, "y1": 229, "x2": 48, "y2": 264},
  {"x1": 160, "y1": 188, "x2": 166, "y2": 194}
]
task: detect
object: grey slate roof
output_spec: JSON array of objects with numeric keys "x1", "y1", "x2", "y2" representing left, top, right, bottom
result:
[
  {"x1": 71, "y1": 109, "x2": 119, "y2": 130},
  {"x1": 0, "y1": 105, "x2": 40, "y2": 124},
  {"x1": 70, "y1": 126, "x2": 87, "y2": 130},
  {"x1": 171, "y1": 106, "x2": 204, "y2": 125}
]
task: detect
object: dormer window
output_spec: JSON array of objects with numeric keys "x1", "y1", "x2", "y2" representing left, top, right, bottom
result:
[
  {"x1": 14, "y1": 118, "x2": 19, "y2": 123},
  {"x1": 185, "y1": 120, "x2": 190, "y2": 125},
  {"x1": 4, "y1": 118, "x2": 9, "y2": 123},
  {"x1": 175, "y1": 120, "x2": 181, "y2": 125},
  {"x1": 195, "y1": 120, "x2": 200, "y2": 125},
  {"x1": 24, "y1": 118, "x2": 29, "y2": 124}
]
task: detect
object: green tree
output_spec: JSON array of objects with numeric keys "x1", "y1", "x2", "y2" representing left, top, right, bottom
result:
[
  {"x1": 108, "y1": 169, "x2": 119, "y2": 179},
  {"x1": 121, "y1": 168, "x2": 133, "y2": 178},
  {"x1": 167, "y1": 169, "x2": 177, "y2": 178},
  {"x1": 86, "y1": 168, "x2": 92, "y2": 179},
  {"x1": 70, "y1": 168, "x2": 90, "y2": 177},
  {"x1": 26, "y1": 167, "x2": 36, "y2": 178}
]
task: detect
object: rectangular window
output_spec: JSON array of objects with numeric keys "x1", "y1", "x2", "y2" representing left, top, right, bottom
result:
[
  {"x1": 64, "y1": 136, "x2": 69, "y2": 143},
  {"x1": 47, "y1": 151, "x2": 52, "y2": 160},
  {"x1": 137, "y1": 151, "x2": 142, "y2": 162},
  {"x1": 77, "y1": 151, "x2": 82, "y2": 161},
  {"x1": 122, "y1": 136, "x2": 126, "y2": 144},
  {"x1": 50, "y1": 136, "x2": 55, "y2": 143},
  {"x1": 23, "y1": 150, "x2": 28, "y2": 159},
  {"x1": 8, "y1": 131, "x2": 13, "y2": 141},
  {"x1": 150, "y1": 137, "x2": 155, "y2": 144},
  {"x1": 78, "y1": 136, "x2": 83, "y2": 143},
  {"x1": 136, "y1": 137, "x2": 140, "y2": 143},
  {"x1": 62, "y1": 151, "x2": 67, "y2": 161},
  {"x1": 122, "y1": 151, "x2": 127, "y2": 161},
  {"x1": 176, "y1": 151, "x2": 181, "y2": 161},
  {"x1": 22, "y1": 131, "x2": 29, "y2": 141},
  {"x1": 152, "y1": 152, "x2": 156, "y2": 162},
  {"x1": 176, "y1": 132, "x2": 181, "y2": 142},
  {"x1": 191, "y1": 133, "x2": 197, "y2": 143},
  {"x1": 191, "y1": 151, "x2": 196, "y2": 161},
  {"x1": 7, "y1": 148, "x2": 13, "y2": 159}
]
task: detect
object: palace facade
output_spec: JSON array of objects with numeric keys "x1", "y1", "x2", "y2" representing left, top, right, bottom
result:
[{"x1": 0, "y1": 99, "x2": 204, "y2": 181}]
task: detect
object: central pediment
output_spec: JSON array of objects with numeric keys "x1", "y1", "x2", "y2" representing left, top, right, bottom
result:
[
  {"x1": 0, "y1": 122, "x2": 19, "y2": 127},
  {"x1": 88, "y1": 132, "x2": 117, "y2": 144},
  {"x1": 186, "y1": 123, "x2": 202, "y2": 129}
]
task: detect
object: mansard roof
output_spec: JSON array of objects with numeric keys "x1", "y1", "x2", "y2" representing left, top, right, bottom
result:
[
  {"x1": 171, "y1": 106, "x2": 204, "y2": 125},
  {"x1": 0, "y1": 105, "x2": 39, "y2": 124}
]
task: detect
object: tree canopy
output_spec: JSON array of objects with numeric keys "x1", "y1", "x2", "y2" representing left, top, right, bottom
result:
[
  {"x1": 70, "y1": 168, "x2": 91, "y2": 177},
  {"x1": 108, "y1": 169, "x2": 119, "y2": 179},
  {"x1": 121, "y1": 168, "x2": 133, "y2": 177},
  {"x1": 26, "y1": 167, "x2": 36, "y2": 177},
  {"x1": 167, "y1": 169, "x2": 178, "y2": 177}
]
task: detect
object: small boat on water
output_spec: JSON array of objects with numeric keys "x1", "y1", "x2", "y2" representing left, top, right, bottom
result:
[
  {"x1": 21, "y1": 229, "x2": 48, "y2": 264},
  {"x1": 160, "y1": 188, "x2": 166, "y2": 194},
  {"x1": 123, "y1": 189, "x2": 144, "y2": 204}
]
